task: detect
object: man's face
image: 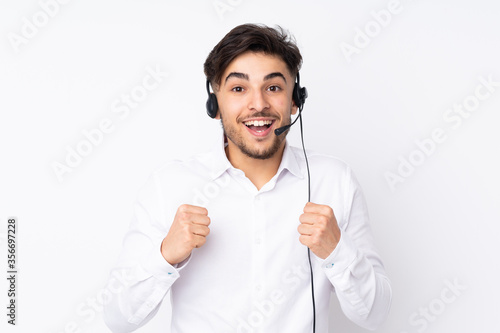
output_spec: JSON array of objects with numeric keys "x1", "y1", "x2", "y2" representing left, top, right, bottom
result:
[{"x1": 215, "y1": 51, "x2": 298, "y2": 160}]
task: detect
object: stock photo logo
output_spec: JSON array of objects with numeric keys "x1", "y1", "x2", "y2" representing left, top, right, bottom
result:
[
  {"x1": 7, "y1": 0, "x2": 73, "y2": 54},
  {"x1": 52, "y1": 268, "x2": 136, "y2": 333},
  {"x1": 51, "y1": 65, "x2": 168, "y2": 182},
  {"x1": 236, "y1": 259, "x2": 312, "y2": 332},
  {"x1": 400, "y1": 278, "x2": 467, "y2": 333},
  {"x1": 212, "y1": 0, "x2": 243, "y2": 21},
  {"x1": 385, "y1": 74, "x2": 499, "y2": 191},
  {"x1": 340, "y1": 0, "x2": 403, "y2": 63}
]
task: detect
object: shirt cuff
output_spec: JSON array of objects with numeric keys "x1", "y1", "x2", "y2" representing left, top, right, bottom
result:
[
  {"x1": 140, "y1": 240, "x2": 187, "y2": 281},
  {"x1": 318, "y1": 231, "x2": 358, "y2": 287},
  {"x1": 128, "y1": 242, "x2": 188, "y2": 326}
]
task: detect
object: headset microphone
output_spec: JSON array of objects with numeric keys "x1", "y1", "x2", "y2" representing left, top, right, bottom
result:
[
  {"x1": 274, "y1": 111, "x2": 301, "y2": 136},
  {"x1": 274, "y1": 124, "x2": 291, "y2": 136}
]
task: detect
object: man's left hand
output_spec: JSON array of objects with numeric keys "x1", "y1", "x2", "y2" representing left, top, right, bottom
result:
[{"x1": 298, "y1": 202, "x2": 341, "y2": 259}]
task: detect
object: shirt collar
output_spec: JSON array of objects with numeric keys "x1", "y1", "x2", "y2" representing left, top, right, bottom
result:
[
  {"x1": 209, "y1": 134, "x2": 233, "y2": 180},
  {"x1": 209, "y1": 134, "x2": 304, "y2": 181},
  {"x1": 278, "y1": 139, "x2": 305, "y2": 179}
]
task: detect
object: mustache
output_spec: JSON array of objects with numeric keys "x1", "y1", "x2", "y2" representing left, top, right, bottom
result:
[{"x1": 238, "y1": 112, "x2": 279, "y2": 121}]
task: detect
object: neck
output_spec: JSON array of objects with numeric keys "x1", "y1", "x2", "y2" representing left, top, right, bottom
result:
[{"x1": 225, "y1": 140, "x2": 285, "y2": 191}]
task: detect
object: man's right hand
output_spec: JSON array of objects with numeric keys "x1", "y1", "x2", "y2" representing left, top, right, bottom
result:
[{"x1": 161, "y1": 204, "x2": 211, "y2": 265}]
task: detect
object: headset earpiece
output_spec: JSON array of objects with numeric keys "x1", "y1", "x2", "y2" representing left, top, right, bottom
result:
[
  {"x1": 206, "y1": 80, "x2": 218, "y2": 118},
  {"x1": 292, "y1": 72, "x2": 308, "y2": 111}
]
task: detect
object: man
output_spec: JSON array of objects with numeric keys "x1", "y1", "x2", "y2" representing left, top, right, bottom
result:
[{"x1": 104, "y1": 24, "x2": 391, "y2": 332}]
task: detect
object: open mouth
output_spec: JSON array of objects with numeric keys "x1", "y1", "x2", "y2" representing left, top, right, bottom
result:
[{"x1": 243, "y1": 119, "x2": 275, "y2": 136}]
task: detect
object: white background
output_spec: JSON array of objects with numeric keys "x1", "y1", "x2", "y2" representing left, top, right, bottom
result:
[{"x1": 1, "y1": 0, "x2": 499, "y2": 332}]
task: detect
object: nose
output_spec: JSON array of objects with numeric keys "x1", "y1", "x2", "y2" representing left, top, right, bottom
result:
[{"x1": 247, "y1": 89, "x2": 270, "y2": 112}]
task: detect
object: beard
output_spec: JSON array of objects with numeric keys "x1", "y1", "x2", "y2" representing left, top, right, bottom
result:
[{"x1": 220, "y1": 112, "x2": 291, "y2": 160}]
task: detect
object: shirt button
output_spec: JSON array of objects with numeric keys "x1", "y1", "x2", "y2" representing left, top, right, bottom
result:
[
  {"x1": 256, "y1": 285, "x2": 262, "y2": 292},
  {"x1": 255, "y1": 238, "x2": 262, "y2": 244}
]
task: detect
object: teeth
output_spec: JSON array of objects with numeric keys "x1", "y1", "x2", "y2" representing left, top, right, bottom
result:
[{"x1": 244, "y1": 120, "x2": 273, "y2": 126}]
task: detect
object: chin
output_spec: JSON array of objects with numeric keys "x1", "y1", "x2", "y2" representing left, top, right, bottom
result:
[{"x1": 240, "y1": 138, "x2": 284, "y2": 160}]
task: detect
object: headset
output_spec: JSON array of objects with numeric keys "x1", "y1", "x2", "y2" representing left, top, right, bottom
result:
[{"x1": 205, "y1": 73, "x2": 316, "y2": 332}]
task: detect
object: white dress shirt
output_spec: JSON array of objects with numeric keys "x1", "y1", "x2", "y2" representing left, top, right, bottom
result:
[{"x1": 103, "y1": 136, "x2": 392, "y2": 333}]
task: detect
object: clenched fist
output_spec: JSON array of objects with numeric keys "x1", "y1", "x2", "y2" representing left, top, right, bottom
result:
[
  {"x1": 161, "y1": 204, "x2": 211, "y2": 265},
  {"x1": 298, "y1": 202, "x2": 341, "y2": 259}
]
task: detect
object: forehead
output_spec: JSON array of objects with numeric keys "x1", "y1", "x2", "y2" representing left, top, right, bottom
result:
[{"x1": 222, "y1": 51, "x2": 292, "y2": 81}]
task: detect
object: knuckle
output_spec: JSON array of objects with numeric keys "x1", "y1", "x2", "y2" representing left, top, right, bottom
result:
[
  {"x1": 299, "y1": 235, "x2": 306, "y2": 244},
  {"x1": 179, "y1": 212, "x2": 190, "y2": 221},
  {"x1": 183, "y1": 224, "x2": 193, "y2": 235}
]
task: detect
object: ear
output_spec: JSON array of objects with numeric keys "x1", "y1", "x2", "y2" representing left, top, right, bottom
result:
[
  {"x1": 214, "y1": 86, "x2": 222, "y2": 119},
  {"x1": 291, "y1": 99, "x2": 298, "y2": 116},
  {"x1": 214, "y1": 92, "x2": 221, "y2": 119}
]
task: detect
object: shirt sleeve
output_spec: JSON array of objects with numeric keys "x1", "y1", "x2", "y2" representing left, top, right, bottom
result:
[
  {"x1": 320, "y1": 166, "x2": 392, "y2": 330},
  {"x1": 103, "y1": 172, "x2": 188, "y2": 332}
]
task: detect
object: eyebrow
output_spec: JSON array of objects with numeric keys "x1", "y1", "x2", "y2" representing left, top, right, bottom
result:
[
  {"x1": 264, "y1": 72, "x2": 287, "y2": 83},
  {"x1": 224, "y1": 71, "x2": 287, "y2": 84},
  {"x1": 225, "y1": 72, "x2": 249, "y2": 83}
]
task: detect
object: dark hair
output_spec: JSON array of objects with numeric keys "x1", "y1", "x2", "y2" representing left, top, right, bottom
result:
[{"x1": 204, "y1": 23, "x2": 302, "y2": 89}]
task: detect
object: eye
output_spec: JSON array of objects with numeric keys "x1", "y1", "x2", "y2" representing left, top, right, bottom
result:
[
  {"x1": 267, "y1": 85, "x2": 281, "y2": 92},
  {"x1": 231, "y1": 86, "x2": 244, "y2": 92}
]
